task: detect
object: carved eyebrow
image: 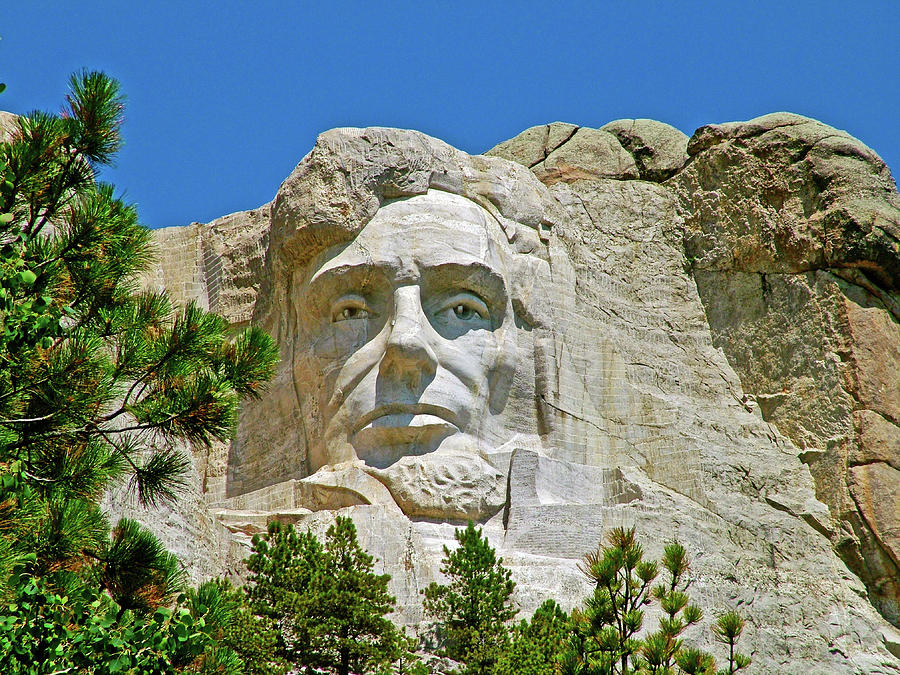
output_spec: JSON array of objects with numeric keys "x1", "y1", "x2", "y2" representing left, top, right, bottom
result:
[
  {"x1": 420, "y1": 262, "x2": 507, "y2": 297},
  {"x1": 309, "y1": 259, "x2": 505, "y2": 293},
  {"x1": 304, "y1": 263, "x2": 389, "y2": 309},
  {"x1": 309, "y1": 261, "x2": 384, "y2": 288}
]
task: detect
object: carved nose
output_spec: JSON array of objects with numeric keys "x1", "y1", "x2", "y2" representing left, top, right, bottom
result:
[{"x1": 379, "y1": 287, "x2": 437, "y2": 390}]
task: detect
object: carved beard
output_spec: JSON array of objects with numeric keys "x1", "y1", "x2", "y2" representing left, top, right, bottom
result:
[{"x1": 362, "y1": 444, "x2": 507, "y2": 521}]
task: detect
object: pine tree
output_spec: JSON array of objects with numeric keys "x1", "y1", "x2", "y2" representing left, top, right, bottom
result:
[
  {"x1": 185, "y1": 578, "x2": 288, "y2": 675},
  {"x1": 319, "y1": 516, "x2": 403, "y2": 675},
  {"x1": 247, "y1": 520, "x2": 328, "y2": 667},
  {"x1": 247, "y1": 516, "x2": 402, "y2": 675},
  {"x1": 559, "y1": 528, "x2": 724, "y2": 675},
  {"x1": 0, "y1": 71, "x2": 278, "y2": 670},
  {"x1": 0, "y1": 69, "x2": 277, "y2": 600},
  {"x1": 711, "y1": 611, "x2": 750, "y2": 675},
  {"x1": 423, "y1": 521, "x2": 518, "y2": 675},
  {"x1": 640, "y1": 542, "x2": 706, "y2": 674},
  {"x1": 561, "y1": 527, "x2": 659, "y2": 675}
]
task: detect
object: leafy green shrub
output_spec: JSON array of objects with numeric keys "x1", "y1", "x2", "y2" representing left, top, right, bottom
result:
[{"x1": 0, "y1": 572, "x2": 211, "y2": 674}]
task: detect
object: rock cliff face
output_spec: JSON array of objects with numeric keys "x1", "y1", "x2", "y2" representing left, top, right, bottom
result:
[
  {"x1": 667, "y1": 115, "x2": 900, "y2": 629},
  {"x1": 133, "y1": 115, "x2": 900, "y2": 672}
]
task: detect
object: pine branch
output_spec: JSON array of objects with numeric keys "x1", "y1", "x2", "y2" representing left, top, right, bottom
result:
[
  {"x1": 100, "y1": 517, "x2": 184, "y2": 612},
  {"x1": 128, "y1": 446, "x2": 190, "y2": 507},
  {"x1": 0, "y1": 412, "x2": 55, "y2": 424}
]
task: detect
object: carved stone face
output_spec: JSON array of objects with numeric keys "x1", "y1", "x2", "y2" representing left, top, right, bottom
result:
[{"x1": 294, "y1": 190, "x2": 517, "y2": 473}]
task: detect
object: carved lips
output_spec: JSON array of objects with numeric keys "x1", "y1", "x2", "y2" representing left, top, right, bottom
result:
[
  {"x1": 351, "y1": 403, "x2": 459, "y2": 468},
  {"x1": 353, "y1": 402, "x2": 460, "y2": 433}
]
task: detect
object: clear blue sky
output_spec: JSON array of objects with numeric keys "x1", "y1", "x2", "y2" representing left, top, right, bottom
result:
[{"x1": 3, "y1": 1, "x2": 899, "y2": 228}]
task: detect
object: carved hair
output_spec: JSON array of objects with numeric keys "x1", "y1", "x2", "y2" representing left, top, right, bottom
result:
[{"x1": 266, "y1": 127, "x2": 558, "y2": 276}]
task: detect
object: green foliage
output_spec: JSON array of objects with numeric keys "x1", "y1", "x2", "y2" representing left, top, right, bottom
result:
[
  {"x1": 184, "y1": 579, "x2": 287, "y2": 675},
  {"x1": 639, "y1": 541, "x2": 706, "y2": 674},
  {"x1": 247, "y1": 516, "x2": 402, "y2": 675},
  {"x1": 423, "y1": 521, "x2": 518, "y2": 675},
  {"x1": 378, "y1": 633, "x2": 433, "y2": 675},
  {"x1": 674, "y1": 647, "x2": 716, "y2": 675},
  {"x1": 0, "y1": 70, "x2": 278, "y2": 671},
  {"x1": 247, "y1": 520, "x2": 326, "y2": 666},
  {"x1": 712, "y1": 611, "x2": 750, "y2": 675},
  {"x1": 100, "y1": 517, "x2": 184, "y2": 614},
  {"x1": 0, "y1": 67, "x2": 278, "y2": 601},
  {"x1": 564, "y1": 527, "x2": 660, "y2": 674},
  {"x1": 0, "y1": 571, "x2": 215, "y2": 674},
  {"x1": 495, "y1": 598, "x2": 569, "y2": 675},
  {"x1": 560, "y1": 527, "x2": 728, "y2": 675}
]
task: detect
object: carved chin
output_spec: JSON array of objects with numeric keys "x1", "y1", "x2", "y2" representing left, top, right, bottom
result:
[{"x1": 363, "y1": 450, "x2": 506, "y2": 521}]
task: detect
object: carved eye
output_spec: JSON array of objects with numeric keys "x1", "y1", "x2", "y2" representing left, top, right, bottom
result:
[
  {"x1": 440, "y1": 293, "x2": 489, "y2": 323},
  {"x1": 453, "y1": 304, "x2": 476, "y2": 320},
  {"x1": 331, "y1": 296, "x2": 370, "y2": 322},
  {"x1": 337, "y1": 307, "x2": 365, "y2": 321}
]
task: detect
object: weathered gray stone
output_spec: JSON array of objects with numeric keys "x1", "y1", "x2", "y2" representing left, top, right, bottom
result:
[
  {"x1": 675, "y1": 112, "x2": 900, "y2": 283},
  {"x1": 0, "y1": 111, "x2": 17, "y2": 142},
  {"x1": 486, "y1": 123, "x2": 639, "y2": 183},
  {"x1": 536, "y1": 127, "x2": 638, "y2": 183},
  {"x1": 129, "y1": 119, "x2": 900, "y2": 672},
  {"x1": 668, "y1": 112, "x2": 900, "y2": 628},
  {"x1": 485, "y1": 122, "x2": 578, "y2": 169},
  {"x1": 601, "y1": 118, "x2": 690, "y2": 181},
  {"x1": 101, "y1": 440, "x2": 241, "y2": 586},
  {"x1": 146, "y1": 205, "x2": 271, "y2": 325}
]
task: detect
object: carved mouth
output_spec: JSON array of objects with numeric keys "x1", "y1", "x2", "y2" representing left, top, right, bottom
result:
[{"x1": 353, "y1": 403, "x2": 459, "y2": 433}]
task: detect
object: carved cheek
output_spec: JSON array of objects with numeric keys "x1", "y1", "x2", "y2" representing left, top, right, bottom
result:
[
  {"x1": 306, "y1": 320, "x2": 369, "y2": 360},
  {"x1": 436, "y1": 331, "x2": 500, "y2": 394},
  {"x1": 295, "y1": 321, "x2": 372, "y2": 413},
  {"x1": 488, "y1": 320, "x2": 518, "y2": 413},
  {"x1": 332, "y1": 321, "x2": 371, "y2": 355}
]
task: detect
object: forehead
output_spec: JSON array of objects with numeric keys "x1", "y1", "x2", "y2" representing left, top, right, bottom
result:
[{"x1": 309, "y1": 191, "x2": 512, "y2": 283}]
